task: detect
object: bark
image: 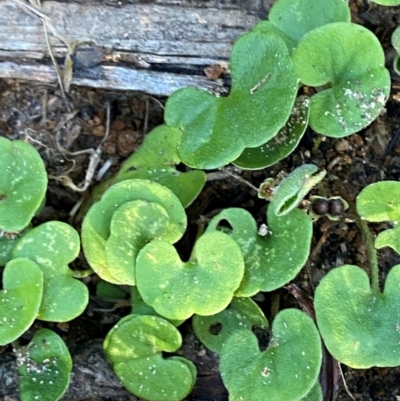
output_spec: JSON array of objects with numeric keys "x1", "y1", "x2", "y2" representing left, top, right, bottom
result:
[{"x1": 0, "y1": 0, "x2": 266, "y2": 96}]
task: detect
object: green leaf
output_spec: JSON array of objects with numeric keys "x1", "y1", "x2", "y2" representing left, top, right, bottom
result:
[
  {"x1": 233, "y1": 96, "x2": 310, "y2": 170},
  {"x1": 12, "y1": 222, "x2": 88, "y2": 322},
  {"x1": 115, "y1": 125, "x2": 206, "y2": 208},
  {"x1": 82, "y1": 179, "x2": 187, "y2": 285},
  {"x1": 165, "y1": 30, "x2": 298, "y2": 169},
  {"x1": 375, "y1": 224, "x2": 400, "y2": 254},
  {"x1": 18, "y1": 329, "x2": 72, "y2": 401},
  {"x1": 131, "y1": 287, "x2": 184, "y2": 327},
  {"x1": 104, "y1": 314, "x2": 196, "y2": 401},
  {"x1": 220, "y1": 309, "x2": 322, "y2": 401},
  {"x1": 263, "y1": 0, "x2": 350, "y2": 52},
  {"x1": 270, "y1": 164, "x2": 326, "y2": 216},
  {"x1": 135, "y1": 231, "x2": 244, "y2": 320},
  {"x1": 0, "y1": 137, "x2": 47, "y2": 232},
  {"x1": 293, "y1": 22, "x2": 390, "y2": 137},
  {"x1": 301, "y1": 381, "x2": 323, "y2": 401},
  {"x1": 392, "y1": 26, "x2": 400, "y2": 56},
  {"x1": 373, "y1": 0, "x2": 400, "y2": 4},
  {"x1": 96, "y1": 280, "x2": 127, "y2": 300},
  {"x1": 357, "y1": 181, "x2": 400, "y2": 253},
  {"x1": 0, "y1": 258, "x2": 43, "y2": 345},
  {"x1": 315, "y1": 264, "x2": 400, "y2": 368},
  {"x1": 206, "y1": 207, "x2": 312, "y2": 296},
  {"x1": 357, "y1": 181, "x2": 400, "y2": 222},
  {"x1": 192, "y1": 297, "x2": 268, "y2": 354}
]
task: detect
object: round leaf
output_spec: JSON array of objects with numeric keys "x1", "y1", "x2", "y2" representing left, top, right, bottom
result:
[
  {"x1": 207, "y1": 207, "x2": 312, "y2": 296},
  {"x1": 82, "y1": 179, "x2": 187, "y2": 284},
  {"x1": 165, "y1": 30, "x2": 298, "y2": 169},
  {"x1": 260, "y1": 0, "x2": 350, "y2": 52},
  {"x1": 220, "y1": 309, "x2": 322, "y2": 401},
  {"x1": 357, "y1": 181, "x2": 400, "y2": 253},
  {"x1": 233, "y1": 96, "x2": 310, "y2": 170},
  {"x1": 357, "y1": 181, "x2": 400, "y2": 222},
  {"x1": 136, "y1": 231, "x2": 245, "y2": 320},
  {"x1": 18, "y1": 329, "x2": 72, "y2": 401},
  {"x1": 0, "y1": 137, "x2": 47, "y2": 232},
  {"x1": 315, "y1": 264, "x2": 400, "y2": 368},
  {"x1": 104, "y1": 314, "x2": 196, "y2": 401},
  {"x1": 0, "y1": 258, "x2": 43, "y2": 345},
  {"x1": 13, "y1": 222, "x2": 88, "y2": 322},
  {"x1": 192, "y1": 297, "x2": 268, "y2": 354},
  {"x1": 293, "y1": 22, "x2": 390, "y2": 137}
]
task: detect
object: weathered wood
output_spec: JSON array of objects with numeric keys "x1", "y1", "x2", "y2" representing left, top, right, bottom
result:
[{"x1": 0, "y1": 0, "x2": 265, "y2": 95}]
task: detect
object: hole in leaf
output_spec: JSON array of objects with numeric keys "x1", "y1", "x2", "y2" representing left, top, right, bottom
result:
[
  {"x1": 215, "y1": 219, "x2": 233, "y2": 233},
  {"x1": 0, "y1": 194, "x2": 6, "y2": 201},
  {"x1": 209, "y1": 322, "x2": 223, "y2": 336},
  {"x1": 252, "y1": 325, "x2": 270, "y2": 351}
]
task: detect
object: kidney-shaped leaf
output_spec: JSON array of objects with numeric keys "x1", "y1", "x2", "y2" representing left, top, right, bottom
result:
[
  {"x1": 136, "y1": 231, "x2": 244, "y2": 320},
  {"x1": 104, "y1": 314, "x2": 196, "y2": 401},
  {"x1": 12, "y1": 222, "x2": 87, "y2": 322},
  {"x1": 0, "y1": 258, "x2": 43, "y2": 345},
  {"x1": 165, "y1": 30, "x2": 298, "y2": 169},
  {"x1": 264, "y1": 0, "x2": 350, "y2": 52},
  {"x1": 315, "y1": 264, "x2": 400, "y2": 368},
  {"x1": 234, "y1": 96, "x2": 310, "y2": 170},
  {"x1": 220, "y1": 309, "x2": 322, "y2": 401},
  {"x1": 82, "y1": 179, "x2": 187, "y2": 285},
  {"x1": 0, "y1": 137, "x2": 47, "y2": 233},
  {"x1": 192, "y1": 297, "x2": 268, "y2": 354},
  {"x1": 357, "y1": 181, "x2": 400, "y2": 253},
  {"x1": 207, "y1": 207, "x2": 312, "y2": 297},
  {"x1": 18, "y1": 329, "x2": 72, "y2": 401},
  {"x1": 293, "y1": 22, "x2": 390, "y2": 137}
]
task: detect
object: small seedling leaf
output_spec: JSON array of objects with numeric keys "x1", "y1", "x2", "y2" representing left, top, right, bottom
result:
[
  {"x1": 293, "y1": 22, "x2": 390, "y2": 137},
  {"x1": 270, "y1": 164, "x2": 326, "y2": 216},
  {"x1": 165, "y1": 30, "x2": 298, "y2": 169},
  {"x1": 192, "y1": 297, "x2": 268, "y2": 354},
  {"x1": 265, "y1": 0, "x2": 350, "y2": 51},
  {"x1": 357, "y1": 181, "x2": 400, "y2": 221},
  {"x1": 315, "y1": 264, "x2": 400, "y2": 368},
  {"x1": 357, "y1": 181, "x2": 400, "y2": 252},
  {"x1": 220, "y1": 309, "x2": 322, "y2": 401},
  {"x1": 18, "y1": 329, "x2": 72, "y2": 401},
  {"x1": 0, "y1": 137, "x2": 47, "y2": 232},
  {"x1": 0, "y1": 258, "x2": 43, "y2": 345},
  {"x1": 136, "y1": 231, "x2": 244, "y2": 320},
  {"x1": 206, "y1": 207, "x2": 312, "y2": 296},
  {"x1": 104, "y1": 314, "x2": 196, "y2": 401},
  {"x1": 12, "y1": 222, "x2": 88, "y2": 322},
  {"x1": 234, "y1": 96, "x2": 310, "y2": 169},
  {"x1": 82, "y1": 179, "x2": 187, "y2": 285}
]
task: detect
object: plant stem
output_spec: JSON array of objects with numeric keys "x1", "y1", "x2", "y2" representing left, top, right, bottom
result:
[
  {"x1": 356, "y1": 216, "x2": 380, "y2": 294},
  {"x1": 335, "y1": 183, "x2": 380, "y2": 293}
]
